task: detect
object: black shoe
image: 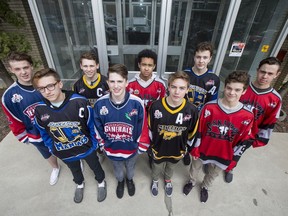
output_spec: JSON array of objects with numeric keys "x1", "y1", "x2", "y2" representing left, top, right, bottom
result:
[
  {"x1": 183, "y1": 181, "x2": 194, "y2": 196},
  {"x1": 200, "y1": 187, "x2": 208, "y2": 203},
  {"x1": 183, "y1": 153, "x2": 191, "y2": 166},
  {"x1": 116, "y1": 180, "x2": 125, "y2": 199},
  {"x1": 225, "y1": 170, "x2": 233, "y2": 183},
  {"x1": 126, "y1": 178, "x2": 135, "y2": 196}
]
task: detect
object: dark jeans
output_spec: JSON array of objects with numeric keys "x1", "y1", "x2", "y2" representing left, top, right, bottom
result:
[{"x1": 64, "y1": 151, "x2": 105, "y2": 185}]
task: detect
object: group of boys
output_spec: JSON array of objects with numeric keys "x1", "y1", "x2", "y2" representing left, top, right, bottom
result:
[{"x1": 1, "y1": 42, "x2": 282, "y2": 204}]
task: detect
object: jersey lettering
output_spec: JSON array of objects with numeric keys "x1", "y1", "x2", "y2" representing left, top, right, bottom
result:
[
  {"x1": 97, "y1": 88, "x2": 104, "y2": 97},
  {"x1": 175, "y1": 113, "x2": 183, "y2": 124},
  {"x1": 79, "y1": 107, "x2": 84, "y2": 118},
  {"x1": 208, "y1": 86, "x2": 217, "y2": 95}
]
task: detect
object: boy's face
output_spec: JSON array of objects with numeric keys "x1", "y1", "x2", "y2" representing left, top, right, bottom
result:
[
  {"x1": 80, "y1": 58, "x2": 99, "y2": 79},
  {"x1": 168, "y1": 78, "x2": 188, "y2": 104},
  {"x1": 9, "y1": 60, "x2": 33, "y2": 85},
  {"x1": 107, "y1": 72, "x2": 128, "y2": 100},
  {"x1": 138, "y1": 57, "x2": 155, "y2": 80},
  {"x1": 194, "y1": 50, "x2": 212, "y2": 71},
  {"x1": 255, "y1": 63, "x2": 280, "y2": 89},
  {"x1": 223, "y1": 82, "x2": 246, "y2": 104},
  {"x1": 35, "y1": 76, "x2": 63, "y2": 103}
]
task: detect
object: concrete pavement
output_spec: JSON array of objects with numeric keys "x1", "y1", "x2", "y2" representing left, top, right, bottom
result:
[{"x1": 0, "y1": 132, "x2": 287, "y2": 216}]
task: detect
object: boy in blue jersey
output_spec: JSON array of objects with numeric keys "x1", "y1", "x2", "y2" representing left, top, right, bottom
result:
[
  {"x1": 93, "y1": 64, "x2": 150, "y2": 199},
  {"x1": 32, "y1": 68, "x2": 107, "y2": 204},
  {"x1": 1, "y1": 52, "x2": 60, "y2": 186},
  {"x1": 183, "y1": 42, "x2": 220, "y2": 166}
]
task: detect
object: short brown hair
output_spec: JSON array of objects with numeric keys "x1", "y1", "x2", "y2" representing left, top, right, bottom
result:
[
  {"x1": 32, "y1": 68, "x2": 61, "y2": 87},
  {"x1": 168, "y1": 71, "x2": 190, "y2": 88},
  {"x1": 258, "y1": 57, "x2": 281, "y2": 72},
  {"x1": 7, "y1": 51, "x2": 33, "y2": 65},
  {"x1": 225, "y1": 70, "x2": 250, "y2": 90},
  {"x1": 79, "y1": 51, "x2": 99, "y2": 64},
  {"x1": 107, "y1": 64, "x2": 128, "y2": 80},
  {"x1": 194, "y1": 41, "x2": 213, "y2": 57}
]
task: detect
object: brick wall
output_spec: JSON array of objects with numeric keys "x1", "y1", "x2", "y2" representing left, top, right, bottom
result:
[{"x1": 0, "y1": 0, "x2": 47, "y2": 81}]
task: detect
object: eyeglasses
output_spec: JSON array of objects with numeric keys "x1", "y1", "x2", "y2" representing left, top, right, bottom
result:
[
  {"x1": 37, "y1": 82, "x2": 58, "y2": 93},
  {"x1": 140, "y1": 63, "x2": 155, "y2": 68}
]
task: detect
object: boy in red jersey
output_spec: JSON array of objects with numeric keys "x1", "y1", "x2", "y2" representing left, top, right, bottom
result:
[
  {"x1": 127, "y1": 49, "x2": 166, "y2": 168},
  {"x1": 224, "y1": 57, "x2": 282, "y2": 183},
  {"x1": 183, "y1": 71, "x2": 254, "y2": 203}
]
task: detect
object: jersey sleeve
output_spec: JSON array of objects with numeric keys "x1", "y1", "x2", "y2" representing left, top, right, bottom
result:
[
  {"x1": 1, "y1": 99, "x2": 29, "y2": 143},
  {"x1": 253, "y1": 99, "x2": 282, "y2": 148},
  {"x1": 187, "y1": 109, "x2": 199, "y2": 148},
  {"x1": 137, "y1": 101, "x2": 150, "y2": 153}
]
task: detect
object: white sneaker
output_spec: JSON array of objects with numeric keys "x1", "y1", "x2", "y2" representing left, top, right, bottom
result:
[{"x1": 50, "y1": 165, "x2": 60, "y2": 185}]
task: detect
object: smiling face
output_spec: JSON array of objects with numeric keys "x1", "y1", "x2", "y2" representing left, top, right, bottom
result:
[
  {"x1": 80, "y1": 58, "x2": 99, "y2": 81},
  {"x1": 35, "y1": 76, "x2": 64, "y2": 103},
  {"x1": 9, "y1": 60, "x2": 33, "y2": 86},
  {"x1": 107, "y1": 72, "x2": 128, "y2": 102},
  {"x1": 222, "y1": 82, "x2": 246, "y2": 107},
  {"x1": 254, "y1": 63, "x2": 280, "y2": 89}
]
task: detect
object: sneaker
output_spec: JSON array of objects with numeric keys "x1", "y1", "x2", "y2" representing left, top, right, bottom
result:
[
  {"x1": 225, "y1": 170, "x2": 233, "y2": 183},
  {"x1": 116, "y1": 180, "x2": 125, "y2": 199},
  {"x1": 97, "y1": 180, "x2": 107, "y2": 202},
  {"x1": 200, "y1": 187, "x2": 208, "y2": 203},
  {"x1": 183, "y1": 153, "x2": 191, "y2": 166},
  {"x1": 74, "y1": 183, "x2": 84, "y2": 203},
  {"x1": 164, "y1": 181, "x2": 173, "y2": 197},
  {"x1": 49, "y1": 165, "x2": 60, "y2": 185},
  {"x1": 183, "y1": 180, "x2": 194, "y2": 196},
  {"x1": 151, "y1": 180, "x2": 158, "y2": 197},
  {"x1": 126, "y1": 178, "x2": 135, "y2": 196}
]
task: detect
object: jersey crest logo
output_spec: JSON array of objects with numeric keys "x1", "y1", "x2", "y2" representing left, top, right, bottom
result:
[
  {"x1": 205, "y1": 79, "x2": 215, "y2": 86},
  {"x1": 134, "y1": 89, "x2": 140, "y2": 95},
  {"x1": 268, "y1": 102, "x2": 276, "y2": 108},
  {"x1": 204, "y1": 109, "x2": 211, "y2": 118},
  {"x1": 207, "y1": 120, "x2": 238, "y2": 142},
  {"x1": 104, "y1": 122, "x2": 133, "y2": 142},
  {"x1": 125, "y1": 109, "x2": 138, "y2": 121},
  {"x1": 158, "y1": 125, "x2": 187, "y2": 140},
  {"x1": 154, "y1": 110, "x2": 163, "y2": 119},
  {"x1": 241, "y1": 119, "x2": 251, "y2": 125},
  {"x1": 79, "y1": 88, "x2": 85, "y2": 94},
  {"x1": 183, "y1": 114, "x2": 192, "y2": 121},
  {"x1": 23, "y1": 102, "x2": 38, "y2": 123},
  {"x1": 100, "y1": 106, "x2": 109, "y2": 115},
  {"x1": 243, "y1": 100, "x2": 264, "y2": 120},
  {"x1": 40, "y1": 113, "x2": 50, "y2": 121},
  {"x1": 11, "y1": 93, "x2": 23, "y2": 103}
]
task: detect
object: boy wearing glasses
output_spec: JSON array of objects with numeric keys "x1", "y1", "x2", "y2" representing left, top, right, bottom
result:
[
  {"x1": 1, "y1": 52, "x2": 60, "y2": 186},
  {"x1": 32, "y1": 68, "x2": 107, "y2": 204},
  {"x1": 127, "y1": 49, "x2": 166, "y2": 168}
]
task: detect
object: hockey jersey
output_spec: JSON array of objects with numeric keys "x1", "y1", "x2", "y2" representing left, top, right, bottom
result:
[
  {"x1": 93, "y1": 92, "x2": 150, "y2": 161},
  {"x1": 240, "y1": 82, "x2": 282, "y2": 148},
  {"x1": 34, "y1": 91, "x2": 98, "y2": 162},
  {"x1": 148, "y1": 97, "x2": 199, "y2": 164},
  {"x1": 73, "y1": 73, "x2": 109, "y2": 107},
  {"x1": 127, "y1": 74, "x2": 166, "y2": 110},
  {"x1": 184, "y1": 68, "x2": 220, "y2": 110},
  {"x1": 192, "y1": 100, "x2": 254, "y2": 170},
  {"x1": 1, "y1": 81, "x2": 43, "y2": 145}
]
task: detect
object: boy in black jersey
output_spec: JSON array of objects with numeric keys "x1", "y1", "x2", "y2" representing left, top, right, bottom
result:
[
  {"x1": 73, "y1": 51, "x2": 109, "y2": 163},
  {"x1": 33, "y1": 68, "x2": 107, "y2": 204},
  {"x1": 148, "y1": 71, "x2": 199, "y2": 197}
]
